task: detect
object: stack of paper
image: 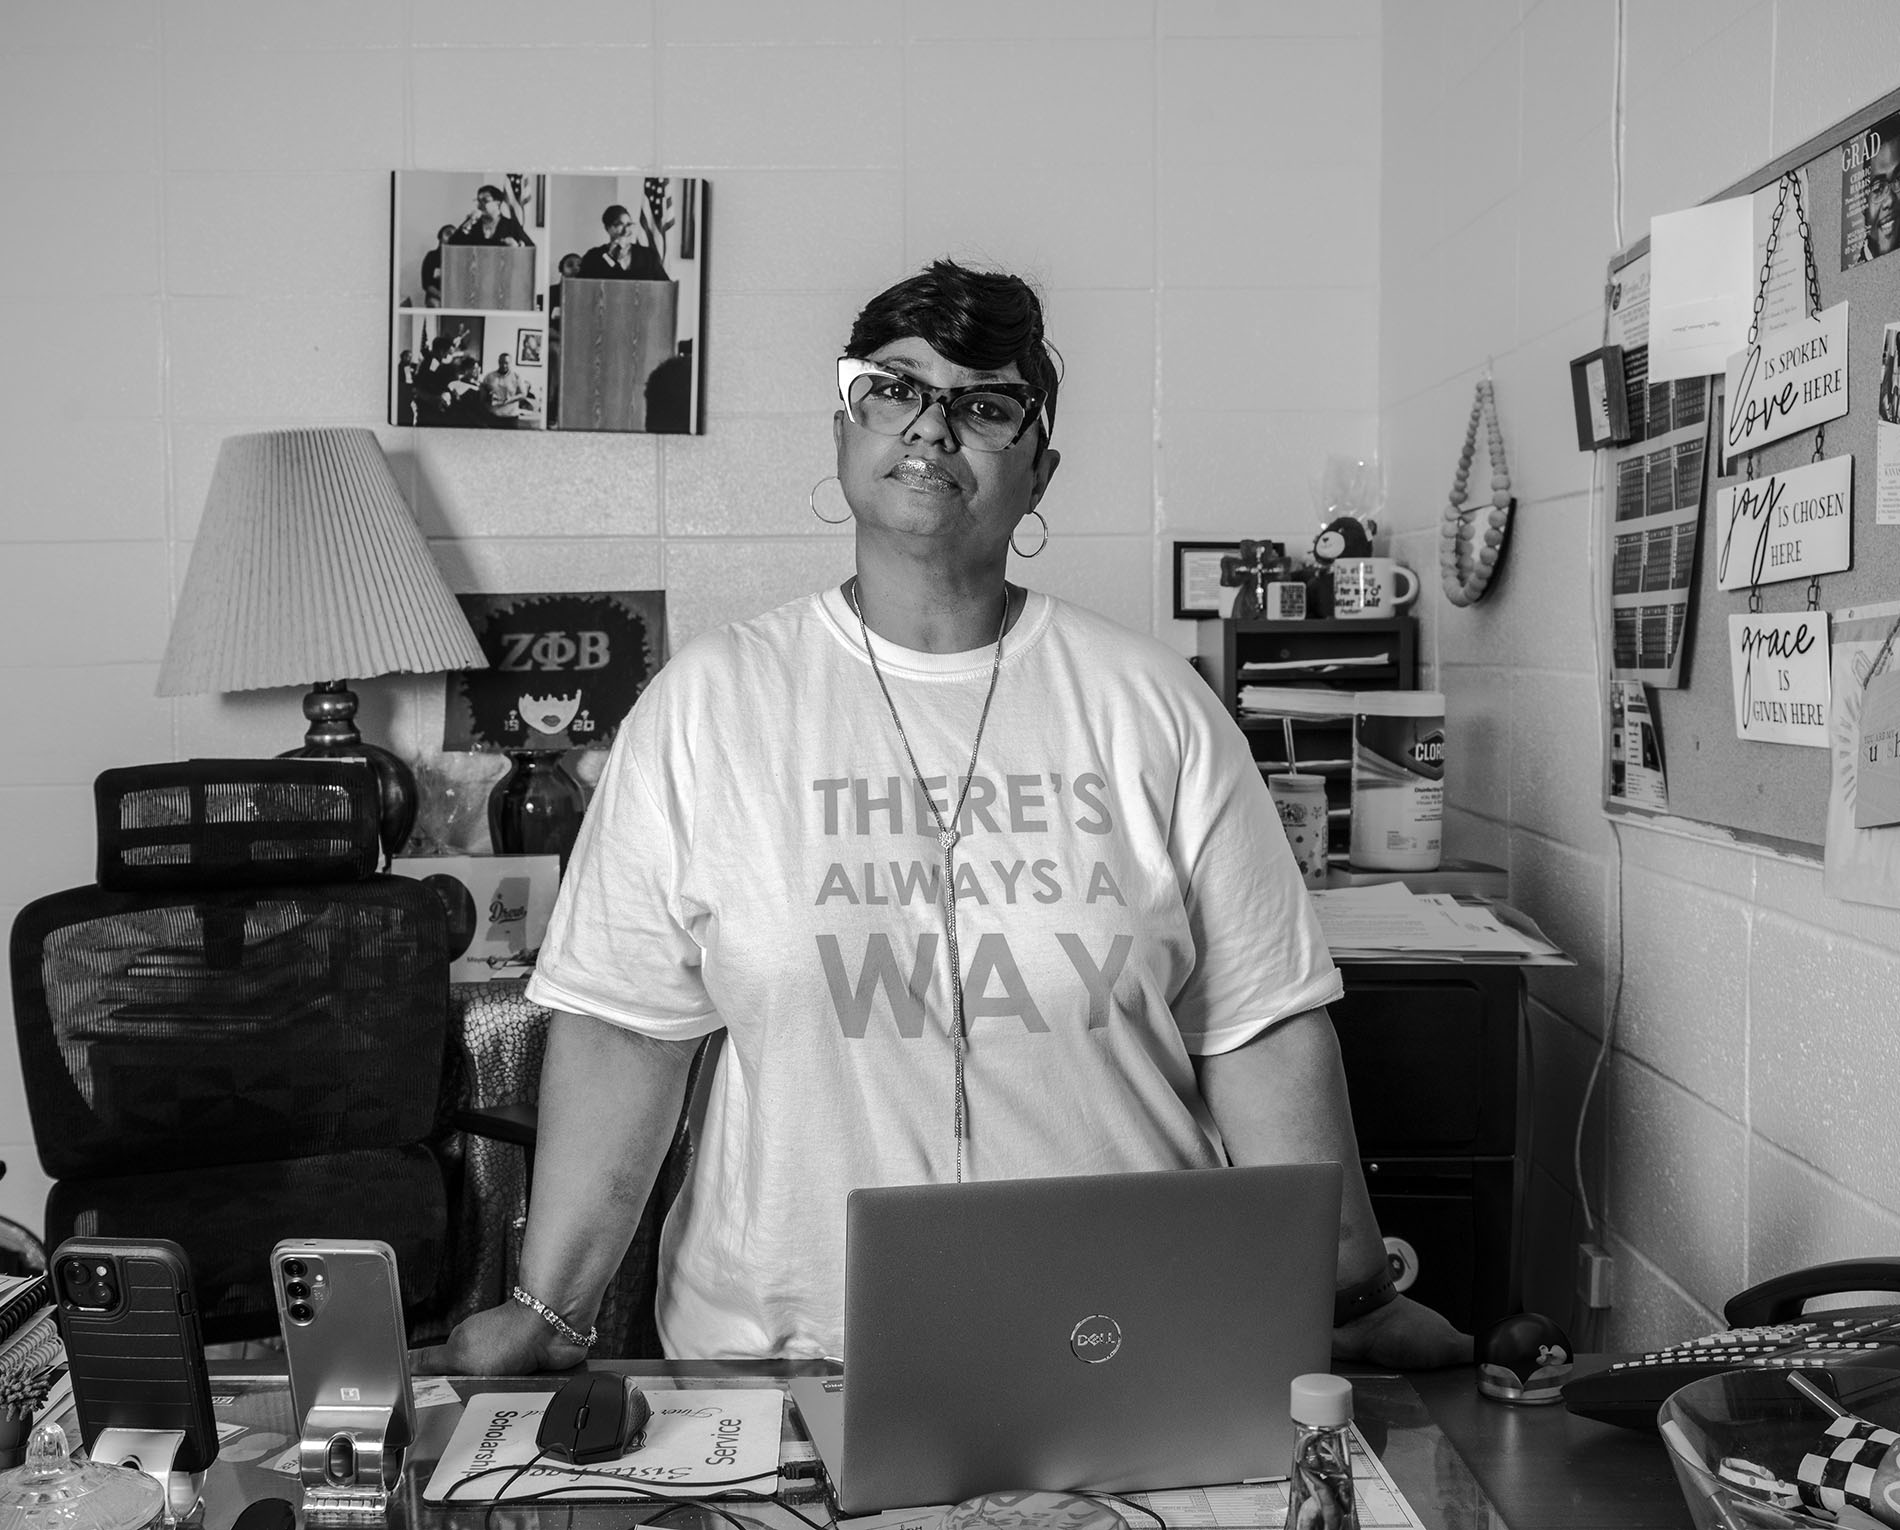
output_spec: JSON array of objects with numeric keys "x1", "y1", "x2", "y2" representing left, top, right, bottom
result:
[
  {"x1": 1237, "y1": 684, "x2": 1357, "y2": 719},
  {"x1": 1310, "y1": 884, "x2": 1571, "y2": 964},
  {"x1": 1238, "y1": 653, "x2": 1390, "y2": 681}
]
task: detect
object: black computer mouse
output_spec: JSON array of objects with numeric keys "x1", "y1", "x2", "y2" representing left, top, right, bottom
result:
[{"x1": 536, "y1": 1371, "x2": 651, "y2": 1464}]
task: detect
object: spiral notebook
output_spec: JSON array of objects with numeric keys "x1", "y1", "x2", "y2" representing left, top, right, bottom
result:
[
  {"x1": 0, "y1": 1275, "x2": 50, "y2": 1339},
  {"x1": 0, "y1": 1274, "x2": 57, "y2": 1385}
]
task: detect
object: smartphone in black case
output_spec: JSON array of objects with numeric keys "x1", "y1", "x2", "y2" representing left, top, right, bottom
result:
[{"x1": 53, "y1": 1236, "x2": 219, "y2": 1473}]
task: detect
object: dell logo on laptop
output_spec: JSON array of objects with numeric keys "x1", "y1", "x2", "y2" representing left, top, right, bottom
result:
[{"x1": 1070, "y1": 1314, "x2": 1123, "y2": 1363}]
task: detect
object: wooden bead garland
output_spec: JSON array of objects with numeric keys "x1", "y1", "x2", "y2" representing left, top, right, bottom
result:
[{"x1": 1440, "y1": 377, "x2": 1514, "y2": 608}]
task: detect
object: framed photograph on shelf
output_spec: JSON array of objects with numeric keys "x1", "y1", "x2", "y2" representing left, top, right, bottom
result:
[
  {"x1": 1173, "y1": 541, "x2": 1239, "y2": 619},
  {"x1": 516, "y1": 327, "x2": 543, "y2": 366},
  {"x1": 388, "y1": 853, "x2": 561, "y2": 983}
]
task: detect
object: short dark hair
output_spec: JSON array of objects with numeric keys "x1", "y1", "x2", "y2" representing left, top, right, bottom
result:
[
  {"x1": 843, "y1": 260, "x2": 1061, "y2": 450},
  {"x1": 477, "y1": 183, "x2": 505, "y2": 202},
  {"x1": 602, "y1": 203, "x2": 631, "y2": 228}
]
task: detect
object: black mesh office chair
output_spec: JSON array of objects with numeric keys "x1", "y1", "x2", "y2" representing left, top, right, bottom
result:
[
  {"x1": 12, "y1": 758, "x2": 704, "y2": 1354},
  {"x1": 9, "y1": 760, "x2": 458, "y2": 1343}
]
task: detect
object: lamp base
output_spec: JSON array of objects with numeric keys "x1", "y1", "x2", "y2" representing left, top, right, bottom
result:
[{"x1": 281, "y1": 680, "x2": 418, "y2": 862}]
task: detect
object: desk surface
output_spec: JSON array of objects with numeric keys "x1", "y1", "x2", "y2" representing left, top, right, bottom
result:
[
  {"x1": 1404, "y1": 1367, "x2": 1687, "y2": 1530},
  {"x1": 166, "y1": 1360, "x2": 1688, "y2": 1530}
]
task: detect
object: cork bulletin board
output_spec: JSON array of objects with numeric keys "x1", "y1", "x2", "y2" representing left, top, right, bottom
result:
[{"x1": 1602, "y1": 85, "x2": 1900, "y2": 852}]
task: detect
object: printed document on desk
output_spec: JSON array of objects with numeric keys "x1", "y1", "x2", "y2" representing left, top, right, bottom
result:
[{"x1": 1311, "y1": 885, "x2": 1570, "y2": 963}]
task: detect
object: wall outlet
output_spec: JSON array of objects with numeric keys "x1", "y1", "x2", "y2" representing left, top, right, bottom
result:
[{"x1": 1577, "y1": 1242, "x2": 1615, "y2": 1309}]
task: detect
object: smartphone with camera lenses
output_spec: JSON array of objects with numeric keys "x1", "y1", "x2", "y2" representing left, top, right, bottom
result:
[
  {"x1": 271, "y1": 1238, "x2": 414, "y2": 1489},
  {"x1": 52, "y1": 1236, "x2": 220, "y2": 1473}
]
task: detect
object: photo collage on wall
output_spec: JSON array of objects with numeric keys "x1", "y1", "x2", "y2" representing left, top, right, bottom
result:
[{"x1": 389, "y1": 171, "x2": 708, "y2": 434}]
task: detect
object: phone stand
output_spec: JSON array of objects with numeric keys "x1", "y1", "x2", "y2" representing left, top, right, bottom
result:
[
  {"x1": 297, "y1": 1404, "x2": 406, "y2": 1519},
  {"x1": 90, "y1": 1427, "x2": 205, "y2": 1526}
]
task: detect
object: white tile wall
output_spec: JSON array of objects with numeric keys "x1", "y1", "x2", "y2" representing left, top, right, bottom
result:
[
  {"x1": 0, "y1": 2, "x2": 1382, "y2": 1233},
  {"x1": 1385, "y1": 0, "x2": 1900, "y2": 1348}
]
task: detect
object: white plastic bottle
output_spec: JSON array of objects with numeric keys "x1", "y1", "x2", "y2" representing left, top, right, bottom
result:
[
  {"x1": 1348, "y1": 691, "x2": 1445, "y2": 872},
  {"x1": 1283, "y1": 1373, "x2": 1357, "y2": 1530}
]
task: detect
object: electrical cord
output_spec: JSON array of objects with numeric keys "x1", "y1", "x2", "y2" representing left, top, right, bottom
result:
[
  {"x1": 1083, "y1": 1491, "x2": 1167, "y2": 1530},
  {"x1": 1568, "y1": 0, "x2": 1633, "y2": 1352}
]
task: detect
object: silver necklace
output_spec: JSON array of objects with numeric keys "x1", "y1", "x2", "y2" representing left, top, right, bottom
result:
[{"x1": 848, "y1": 576, "x2": 1009, "y2": 1183}]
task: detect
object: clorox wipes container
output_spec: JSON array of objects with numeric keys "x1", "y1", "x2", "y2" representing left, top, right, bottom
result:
[{"x1": 1349, "y1": 691, "x2": 1445, "y2": 872}]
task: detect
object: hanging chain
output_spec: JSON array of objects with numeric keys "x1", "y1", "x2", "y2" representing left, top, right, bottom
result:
[
  {"x1": 1794, "y1": 174, "x2": 1829, "y2": 611},
  {"x1": 1792, "y1": 172, "x2": 1821, "y2": 320},
  {"x1": 1743, "y1": 173, "x2": 1830, "y2": 618},
  {"x1": 1738, "y1": 184, "x2": 1782, "y2": 614},
  {"x1": 1746, "y1": 179, "x2": 1790, "y2": 351}
]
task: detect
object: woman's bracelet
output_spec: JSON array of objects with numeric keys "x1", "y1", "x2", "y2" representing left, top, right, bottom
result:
[
  {"x1": 1333, "y1": 1266, "x2": 1400, "y2": 1328},
  {"x1": 511, "y1": 1286, "x2": 598, "y2": 1350}
]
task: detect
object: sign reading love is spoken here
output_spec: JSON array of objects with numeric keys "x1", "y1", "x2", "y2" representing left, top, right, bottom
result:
[
  {"x1": 1729, "y1": 612, "x2": 1831, "y2": 748},
  {"x1": 1723, "y1": 301, "x2": 1849, "y2": 456},
  {"x1": 1713, "y1": 454, "x2": 1853, "y2": 591}
]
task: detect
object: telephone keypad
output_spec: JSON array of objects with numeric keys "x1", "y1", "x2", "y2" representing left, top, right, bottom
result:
[{"x1": 1566, "y1": 1305, "x2": 1900, "y2": 1428}]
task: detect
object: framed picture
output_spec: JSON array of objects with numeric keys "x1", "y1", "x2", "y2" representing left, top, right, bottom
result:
[
  {"x1": 389, "y1": 853, "x2": 562, "y2": 983},
  {"x1": 443, "y1": 589, "x2": 668, "y2": 753},
  {"x1": 1173, "y1": 541, "x2": 1239, "y2": 619},
  {"x1": 390, "y1": 170, "x2": 708, "y2": 432}
]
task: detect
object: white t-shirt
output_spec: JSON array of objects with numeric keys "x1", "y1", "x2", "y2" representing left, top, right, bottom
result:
[{"x1": 526, "y1": 586, "x2": 1341, "y2": 1357}]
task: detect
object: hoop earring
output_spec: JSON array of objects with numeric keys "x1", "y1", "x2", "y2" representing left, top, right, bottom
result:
[
  {"x1": 811, "y1": 475, "x2": 851, "y2": 525},
  {"x1": 1010, "y1": 508, "x2": 1048, "y2": 558}
]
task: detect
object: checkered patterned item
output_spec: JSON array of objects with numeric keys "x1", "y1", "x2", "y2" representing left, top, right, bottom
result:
[{"x1": 1796, "y1": 1413, "x2": 1900, "y2": 1516}]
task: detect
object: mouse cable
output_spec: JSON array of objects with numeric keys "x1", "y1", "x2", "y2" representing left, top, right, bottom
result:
[
  {"x1": 766, "y1": 1494, "x2": 837, "y2": 1530},
  {"x1": 441, "y1": 1446, "x2": 550, "y2": 1502},
  {"x1": 618, "y1": 1486, "x2": 836, "y2": 1530},
  {"x1": 644, "y1": 1500, "x2": 773, "y2": 1530},
  {"x1": 636, "y1": 1491, "x2": 835, "y2": 1530},
  {"x1": 449, "y1": 1461, "x2": 788, "y2": 1500},
  {"x1": 1080, "y1": 1492, "x2": 1165, "y2": 1530}
]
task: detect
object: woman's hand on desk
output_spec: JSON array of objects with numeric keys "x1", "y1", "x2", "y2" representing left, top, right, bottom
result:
[
  {"x1": 415, "y1": 1299, "x2": 589, "y2": 1376},
  {"x1": 1332, "y1": 1293, "x2": 1473, "y2": 1370}
]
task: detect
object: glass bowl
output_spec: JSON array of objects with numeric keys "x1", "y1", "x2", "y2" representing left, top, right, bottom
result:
[{"x1": 1659, "y1": 1365, "x2": 1900, "y2": 1529}]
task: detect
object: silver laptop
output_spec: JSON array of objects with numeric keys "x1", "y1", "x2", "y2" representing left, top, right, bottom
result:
[{"x1": 788, "y1": 1161, "x2": 1342, "y2": 1515}]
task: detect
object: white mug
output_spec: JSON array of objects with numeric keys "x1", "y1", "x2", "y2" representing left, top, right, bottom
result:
[
  {"x1": 1264, "y1": 580, "x2": 1306, "y2": 621},
  {"x1": 1333, "y1": 558, "x2": 1419, "y2": 618}
]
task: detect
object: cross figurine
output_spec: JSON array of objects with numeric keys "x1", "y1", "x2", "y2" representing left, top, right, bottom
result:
[{"x1": 1218, "y1": 539, "x2": 1287, "y2": 620}]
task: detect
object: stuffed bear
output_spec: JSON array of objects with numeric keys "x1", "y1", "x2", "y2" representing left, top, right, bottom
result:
[{"x1": 1305, "y1": 515, "x2": 1375, "y2": 618}]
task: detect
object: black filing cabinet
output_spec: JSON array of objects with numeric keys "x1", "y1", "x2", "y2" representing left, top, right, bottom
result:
[{"x1": 1333, "y1": 961, "x2": 1526, "y2": 1334}]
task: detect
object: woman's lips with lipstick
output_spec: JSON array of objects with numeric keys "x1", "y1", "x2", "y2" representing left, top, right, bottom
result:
[{"x1": 890, "y1": 457, "x2": 961, "y2": 492}]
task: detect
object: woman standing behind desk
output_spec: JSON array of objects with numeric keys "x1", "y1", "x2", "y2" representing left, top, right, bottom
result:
[{"x1": 441, "y1": 260, "x2": 1470, "y2": 1375}]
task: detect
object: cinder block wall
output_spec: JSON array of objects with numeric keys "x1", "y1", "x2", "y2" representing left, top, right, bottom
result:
[{"x1": 1382, "y1": 0, "x2": 1900, "y2": 1345}]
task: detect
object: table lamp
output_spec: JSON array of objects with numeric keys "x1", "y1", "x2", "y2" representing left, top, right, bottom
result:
[{"x1": 156, "y1": 427, "x2": 488, "y2": 858}]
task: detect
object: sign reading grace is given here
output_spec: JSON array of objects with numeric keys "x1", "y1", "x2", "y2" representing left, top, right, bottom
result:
[
  {"x1": 1728, "y1": 612, "x2": 1831, "y2": 748},
  {"x1": 1724, "y1": 301, "x2": 1849, "y2": 456},
  {"x1": 1713, "y1": 455, "x2": 1853, "y2": 591}
]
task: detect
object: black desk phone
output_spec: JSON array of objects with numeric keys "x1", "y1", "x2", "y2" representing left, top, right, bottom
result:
[{"x1": 1562, "y1": 1257, "x2": 1900, "y2": 1429}]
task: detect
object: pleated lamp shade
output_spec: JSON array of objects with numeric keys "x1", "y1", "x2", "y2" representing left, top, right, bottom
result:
[
  {"x1": 156, "y1": 427, "x2": 487, "y2": 858},
  {"x1": 158, "y1": 427, "x2": 486, "y2": 696}
]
